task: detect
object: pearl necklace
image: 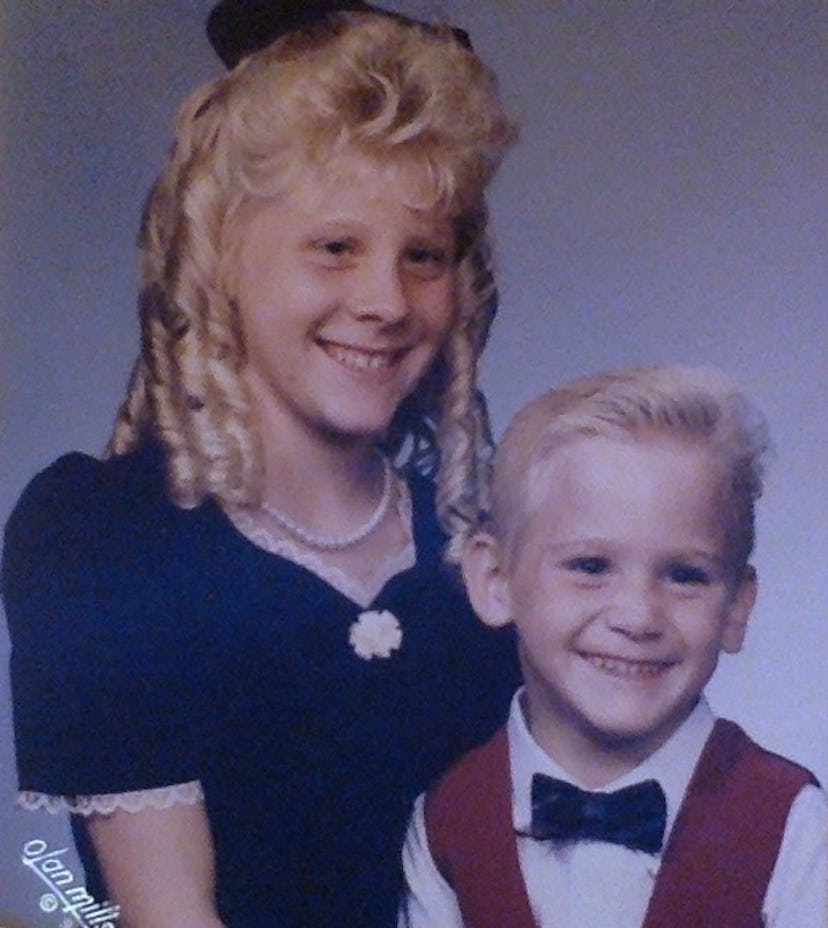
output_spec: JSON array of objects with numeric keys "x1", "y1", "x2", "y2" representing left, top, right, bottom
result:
[{"x1": 260, "y1": 457, "x2": 394, "y2": 552}]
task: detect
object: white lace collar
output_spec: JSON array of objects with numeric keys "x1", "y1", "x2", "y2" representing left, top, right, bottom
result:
[{"x1": 225, "y1": 470, "x2": 416, "y2": 609}]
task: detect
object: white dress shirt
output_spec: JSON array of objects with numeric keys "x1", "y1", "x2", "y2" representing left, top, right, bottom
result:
[{"x1": 399, "y1": 692, "x2": 828, "y2": 928}]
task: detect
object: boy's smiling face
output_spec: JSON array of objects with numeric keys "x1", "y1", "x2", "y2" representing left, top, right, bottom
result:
[{"x1": 463, "y1": 433, "x2": 756, "y2": 786}]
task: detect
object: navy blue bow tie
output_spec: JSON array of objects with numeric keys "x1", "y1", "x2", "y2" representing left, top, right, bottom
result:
[{"x1": 530, "y1": 774, "x2": 667, "y2": 854}]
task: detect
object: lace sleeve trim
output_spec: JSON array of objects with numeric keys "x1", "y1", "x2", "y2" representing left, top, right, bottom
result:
[{"x1": 16, "y1": 780, "x2": 204, "y2": 816}]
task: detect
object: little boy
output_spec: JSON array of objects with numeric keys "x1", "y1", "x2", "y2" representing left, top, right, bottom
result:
[{"x1": 399, "y1": 367, "x2": 827, "y2": 927}]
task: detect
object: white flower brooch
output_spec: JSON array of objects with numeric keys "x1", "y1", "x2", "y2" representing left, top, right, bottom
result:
[{"x1": 349, "y1": 610, "x2": 403, "y2": 660}]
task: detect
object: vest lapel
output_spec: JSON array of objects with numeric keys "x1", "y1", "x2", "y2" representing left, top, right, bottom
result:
[
  {"x1": 643, "y1": 719, "x2": 813, "y2": 928},
  {"x1": 426, "y1": 726, "x2": 538, "y2": 928}
]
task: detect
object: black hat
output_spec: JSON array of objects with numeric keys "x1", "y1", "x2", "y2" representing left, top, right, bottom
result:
[{"x1": 207, "y1": 0, "x2": 471, "y2": 69}]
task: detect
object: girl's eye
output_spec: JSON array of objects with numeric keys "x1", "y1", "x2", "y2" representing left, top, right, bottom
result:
[
  {"x1": 308, "y1": 236, "x2": 359, "y2": 263},
  {"x1": 408, "y1": 246, "x2": 445, "y2": 263},
  {"x1": 565, "y1": 556, "x2": 610, "y2": 576},
  {"x1": 404, "y1": 245, "x2": 452, "y2": 278},
  {"x1": 668, "y1": 563, "x2": 711, "y2": 585}
]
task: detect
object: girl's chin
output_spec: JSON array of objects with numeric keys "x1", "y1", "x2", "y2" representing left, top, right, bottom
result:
[{"x1": 314, "y1": 414, "x2": 395, "y2": 445}]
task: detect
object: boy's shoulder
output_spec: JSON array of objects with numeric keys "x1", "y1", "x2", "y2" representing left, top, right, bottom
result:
[
  {"x1": 647, "y1": 718, "x2": 821, "y2": 924},
  {"x1": 421, "y1": 721, "x2": 539, "y2": 926},
  {"x1": 423, "y1": 722, "x2": 515, "y2": 886},
  {"x1": 426, "y1": 722, "x2": 511, "y2": 823},
  {"x1": 695, "y1": 718, "x2": 819, "y2": 793}
]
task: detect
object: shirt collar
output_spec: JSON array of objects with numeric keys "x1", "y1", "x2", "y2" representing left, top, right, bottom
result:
[{"x1": 507, "y1": 688, "x2": 715, "y2": 845}]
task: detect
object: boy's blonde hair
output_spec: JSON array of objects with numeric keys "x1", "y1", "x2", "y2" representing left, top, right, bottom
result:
[
  {"x1": 107, "y1": 11, "x2": 516, "y2": 539},
  {"x1": 487, "y1": 366, "x2": 770, "y2": 571}
]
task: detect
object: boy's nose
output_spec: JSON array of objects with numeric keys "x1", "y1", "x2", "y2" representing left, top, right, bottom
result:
[{"x1": 607, "y1": 581, "x2": 664, "y2": 641}]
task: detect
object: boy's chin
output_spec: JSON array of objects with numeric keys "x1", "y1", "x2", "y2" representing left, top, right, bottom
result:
[
  {"x1": 523, "y1": 690, "x2": 698, "y2": 784},
  {"x1": 587, "y1": 724, "x2": 672, "y2": 757},
  {"x1": 578, "y1": 706, "x2": 697, "y2": 766}
]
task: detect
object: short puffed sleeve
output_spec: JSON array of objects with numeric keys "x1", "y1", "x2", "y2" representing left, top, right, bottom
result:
[{"x1": 2, "y1": 449, "x2": 217, "y2": 797}]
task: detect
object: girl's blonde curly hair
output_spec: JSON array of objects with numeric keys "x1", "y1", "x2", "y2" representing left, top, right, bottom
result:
[{"x1": 108, "y1": 11, "x2": 516, "y2": 559}]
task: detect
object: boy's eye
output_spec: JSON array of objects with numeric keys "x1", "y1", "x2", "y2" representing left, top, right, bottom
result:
[
  {"x1": 320, "y1": 238, "x2": 353, "y2": 256},
  {"x1": 667, "y1": 563, "x2": 711, "y2": 585},
  {"x1": 564, "y1": 556, "x2": 610, "y2": 576}
]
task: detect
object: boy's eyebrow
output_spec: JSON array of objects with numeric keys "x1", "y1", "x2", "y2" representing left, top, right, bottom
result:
[
  {"x1": 539, "y1": 539, "x2": 731, "y2": 565},
  {"x1": 533, "y1": 538, "x2": 615, "y2": 558},
  {"x1": 659, "y1": 547, "x2": 731, "y2": 566}
]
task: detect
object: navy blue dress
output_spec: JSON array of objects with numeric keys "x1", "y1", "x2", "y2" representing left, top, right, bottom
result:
[{"x1": 3, "y1": 445, "x2": 518, "y2": 927}]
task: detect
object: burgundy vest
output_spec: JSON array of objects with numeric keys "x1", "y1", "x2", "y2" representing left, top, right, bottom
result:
[{"x1": 425, "y1": 719, "x2": 817, "y2": 928}]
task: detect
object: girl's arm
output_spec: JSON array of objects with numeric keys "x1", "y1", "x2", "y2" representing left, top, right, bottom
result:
[{"x1": 85, "y1": 799, "x2": 225, "y2": 928}]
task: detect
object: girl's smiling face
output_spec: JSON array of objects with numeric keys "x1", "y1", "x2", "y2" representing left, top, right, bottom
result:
[
  {"x1": 465, "y1": 434, "x2": 756, "y2": 786},
  {"x1": 227, "y1": 149, "x2": 457, "y2": 451}
]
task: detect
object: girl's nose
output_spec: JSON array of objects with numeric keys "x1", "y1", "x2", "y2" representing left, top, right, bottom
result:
[{"x1": 350, "y1": 260, "x2": 410, "y2": 324}]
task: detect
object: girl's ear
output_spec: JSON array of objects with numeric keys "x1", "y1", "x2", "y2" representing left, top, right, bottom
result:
[
  {"x1": 721, "y1": 565, "x2": 758, "y2": 654},
  {"x1": 461, "y1": 532, "x2": 513, "y2": 628}
]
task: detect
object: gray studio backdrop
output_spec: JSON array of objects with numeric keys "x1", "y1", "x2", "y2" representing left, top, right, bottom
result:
[{"x1": 2, "y1": 2, "x2": 826, "y2": 924}]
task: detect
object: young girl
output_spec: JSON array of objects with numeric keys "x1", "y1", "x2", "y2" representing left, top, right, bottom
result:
[{"x1": 3, "y1": 3, "x2": 518, "y2": 927}]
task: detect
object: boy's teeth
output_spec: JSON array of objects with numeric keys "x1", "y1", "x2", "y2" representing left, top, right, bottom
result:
[
  {"x1": 325, "y1": 343, "x2": 395, "y2": 371},
  {"x1": 586, "y1": 655, "x2": 669, "y2": 677}
]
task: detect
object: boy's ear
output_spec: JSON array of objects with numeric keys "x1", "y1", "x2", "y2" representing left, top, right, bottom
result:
[
  {"x1": 461, "y1": 531, "x2": 513, "y2": 629},
  {"x1": 721, "y1": 565, "x2": 758, "y2": 654}
]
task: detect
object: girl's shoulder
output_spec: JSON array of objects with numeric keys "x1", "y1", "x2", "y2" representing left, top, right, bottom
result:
[
  {"x1": 3, "y1": 444, "x2": 172, "y2": 579},
  {"x1": 12, "y1": 443, "x2": 166, "y2": 514}
]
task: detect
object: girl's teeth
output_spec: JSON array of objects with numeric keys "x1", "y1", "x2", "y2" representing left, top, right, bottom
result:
[
  {"x1": 325, "y1": 343, "x2": 395, "y2": 371},
  {"x1": 586, "y1": 655, "x2": 669, "y2": 678}
]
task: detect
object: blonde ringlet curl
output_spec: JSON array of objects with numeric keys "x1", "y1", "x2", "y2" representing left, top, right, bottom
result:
[
  {"x1": 109, "y1": 79, "x2": 260, "y2": 506},
  {"x1": 107, "y1": 11, "x2": 517, "y2": 527},
  {"x1": 435, "y1": 231, "x2": 499, "y2": 564}
]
